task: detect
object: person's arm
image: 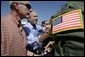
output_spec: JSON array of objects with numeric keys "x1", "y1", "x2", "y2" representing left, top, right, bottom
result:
[
  {"x1": 27, "y1": 50, "x2": 40, "y2": 56},
  {"x1": 44, "y1": 41, "x2": 55, "y2": 53},
  {"x1": 1, "y1": 18, "x2": 11, "y2": 56},
  {"x1": 23, "y1": 27, "x2": 30, "y2": 36},
  {"x1": 39, "y1": 25, "x2": 51, "y2": 42}
]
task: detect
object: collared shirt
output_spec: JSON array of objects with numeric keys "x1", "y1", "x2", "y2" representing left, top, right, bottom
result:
[
  {"x1": 22, "y1": 22, "x2": 44, "y2": 44},
  {"x1": 1, "y1": 14, "x2": 27, "y2": 56},
  {"x1": 22, "y1": 22, "x2": 45, "y2": 50}
]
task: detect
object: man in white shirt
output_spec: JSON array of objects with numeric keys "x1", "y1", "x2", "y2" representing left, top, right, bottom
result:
[{"x1": 22, "y1": 11, "x2": 51, "y2": 56}]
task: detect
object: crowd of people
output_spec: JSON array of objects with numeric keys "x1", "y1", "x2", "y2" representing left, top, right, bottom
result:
[
  {"x1": 1, "y1": 1, "x2": 84, "y2": 56},
  {"x1": 1, "y1": 1, "x2": 52, "y2": 56}
]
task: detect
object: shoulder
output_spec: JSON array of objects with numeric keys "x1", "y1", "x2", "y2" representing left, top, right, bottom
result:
[
  {"x1": 1, "y1": 14, "x2": 10, "y2": 23},
  {"x1": 22, "y1": 22, "x2": 33, "y2": 29},
  {"x1": 36, "y1": 25, "x2": 45, "y2": 32},
  {"x1": 1, "y1": 14, "x2": 12, "y2": 27},
  {"x1": 36, "y1": 25, "x2": 43, "y2": 29}
]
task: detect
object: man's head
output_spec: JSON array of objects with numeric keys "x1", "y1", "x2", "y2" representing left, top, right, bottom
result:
[
  {"x1": 9, "y1": 1, "x2": 31, "y2": 18},
  {"x1": 42, "y1": 20, "x2": 49, "y2": 27},
  {"x1": 27, "y1": 11, "x2": 38, "y2": 24}
]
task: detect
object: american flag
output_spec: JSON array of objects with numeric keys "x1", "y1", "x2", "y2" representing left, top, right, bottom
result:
[{"x1": 52, "y1": 9, "x2": 84, "y2": 34}]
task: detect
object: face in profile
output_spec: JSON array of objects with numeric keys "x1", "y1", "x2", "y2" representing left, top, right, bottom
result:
[
  {"x1": 18, "y1": 5, "x2": 28, "y2": 16},
  {"x1": 14, "y1": 3, "x2": 31, "y2": 18},
  {"x1": 29, "y1": 11, "x2": 38, "y2": 24}
]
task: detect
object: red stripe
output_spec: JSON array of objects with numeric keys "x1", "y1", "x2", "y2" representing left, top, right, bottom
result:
[
  {"x1": 63, "y1": 12, "x2": 80, "y2": 17},
  {"x1": 53, "y1": 24, "x2": 80, "y2": 31},
  {"x1": 53, "y1": 22, "x2": 81, "y2": 29},
  {"x1": 63, "y1": 14, "x2": 80, "y2": 18},
  {"x1": 63, "y1": 11, "x2": 80, "y2": 16},
  {"x1": 53, "y1": 22, "x2": 81, "y2": 30},
  {"x1": 53, "y1": 26, "x2": 81, "y2": 32},
  {"x1": 62, "y1": 16, "x2": 80, "y2": 20},
  {"x1": 53, "y1": 10, "x2": 81, "y2": 33},
  {"x1": 63, "y1": 19, "x2": 81, "y2": 23},
  {"x1": 54, "y1": 20, "x2": 81, "y2": 27},
  {"x1": 63, "y1": 15, "x2": 80, "y2": 19},
  {"x1": 62, "y1": 17, "x2": 80, "y2": 20},
  {"x1": 53, "y1": 23, "x2": 81, "y2": 31},
  {"x1": 53, "y1": 24, "x2": 81, "y2": 31},
  {"x1": 63, "y1": 12, "x2": 80, "y2": 16},
  {"x1": 63, "y1": 13, "x2": 79, "y2": 17},
  {"x1": 63, "y1": 19, "x2": 80, "y2": 23}
]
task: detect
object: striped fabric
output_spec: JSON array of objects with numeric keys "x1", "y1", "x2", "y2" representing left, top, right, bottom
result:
[
  {"x1": 1, "y1": 14, "x2": 27, "y2": 56},
  {"x1": 52, "y1": 9, "x2": 84, "y2": 34}
]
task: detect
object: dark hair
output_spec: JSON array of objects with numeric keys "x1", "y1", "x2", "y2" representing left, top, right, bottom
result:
[
  {"x1": 10, "y1": 2, "x2": 31, "y2": 10},
  {"x1": 42, "y1": 20, "x2": 47, "y2": 24},
  {"x1": 25, "y1": 4, "x2": 31, "y2": 10},
  {"x1": 10, "y1": 2, "x2": 16, "y2": 10}
]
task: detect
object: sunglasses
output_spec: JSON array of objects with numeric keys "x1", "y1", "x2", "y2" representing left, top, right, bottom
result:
[
  {"x1": 25, "y1": 4, "x2": 31, "y2": 10},
  {"x1": 19, "y1": 3, "x2": 32, "y2": 10}
]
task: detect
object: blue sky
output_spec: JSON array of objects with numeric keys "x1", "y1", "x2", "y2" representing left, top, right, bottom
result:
[{"x1": 1, "y1": 1, "x2": 68, "y2": 25}]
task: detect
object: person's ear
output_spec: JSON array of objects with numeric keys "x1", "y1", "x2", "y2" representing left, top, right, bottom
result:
[{"x1": 13, "y1": 2, "x2": 19, "y2": 10}]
